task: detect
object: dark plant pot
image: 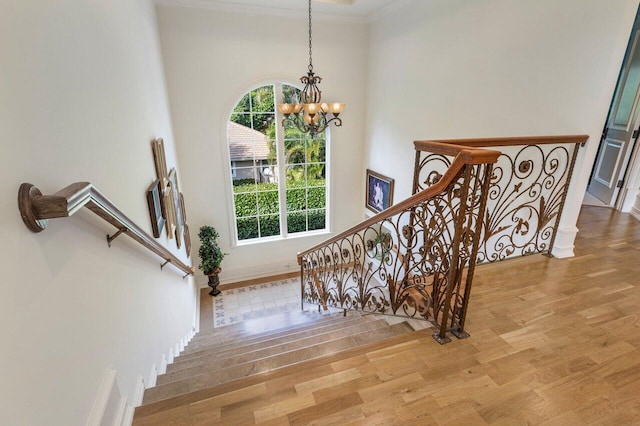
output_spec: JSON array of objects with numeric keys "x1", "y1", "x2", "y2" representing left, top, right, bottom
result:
[{"x1": 208, "y1": 268, "x2": 221, "y2": 297}]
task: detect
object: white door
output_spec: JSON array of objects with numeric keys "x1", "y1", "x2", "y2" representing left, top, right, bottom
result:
[{"x1": 589, "y1": 26, "x2": 640, "y2": 205}]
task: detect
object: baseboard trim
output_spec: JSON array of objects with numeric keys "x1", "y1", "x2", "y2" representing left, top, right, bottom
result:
[
  {"x1": 148, "y1": 363, "x2": 158, "y2": 388},
  {"x1": 197, "y1": 266, "x2": 299, "y2": 289},
  {"x1": 631, "y1": 205, "x2": 640, "y2": 222},
  {"x1": 121, "y1": 405, "x2": 135, "y2": 426},
  {"x1": 114, "y1": 396, "x2": 127, "y2": 426},
  {"x1": 87, "y1": 368, "x2": 117, "y2": 426},
  {"x1": 88, "y1": 368, "x2": 131, "y2": 426},
  {"x1": 159, "y1": 353, "x2": 168, "y2": 375},
  {"x1": 218, "y1": 271, "x2": 299, "y2": 291},
  {"x1": 132, "y1": 375, "x2": 145, "y2": 407}
]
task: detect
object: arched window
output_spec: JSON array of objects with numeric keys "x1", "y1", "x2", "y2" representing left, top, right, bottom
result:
[{"x1": 227, "y1": 83, "x2": 328, "y2": 243}]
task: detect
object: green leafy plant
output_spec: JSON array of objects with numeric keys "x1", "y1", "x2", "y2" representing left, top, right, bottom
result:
[{"x1": 198, "y1": 226, "x2": 226, "y2": 275}]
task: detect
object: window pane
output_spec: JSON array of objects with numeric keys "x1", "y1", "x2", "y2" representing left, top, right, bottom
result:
[
  {"x1": 306, "y1": 139, "x2": 326, "y2": 163},
  {"x1": 257, "y1": 190, "x2": 279, "y2": 215},
  {"x1": 230, "y1": 112, "x2": 251, "y2": 128},
  {"x1": 286, "y1": 188, "x2": 306, "y2": 212},
  {"x1": 307, "y1": 187, "x2": 325, "y2": 209},
  {"x1": 233, "y1": 93, "x2": 251, "y2": 113},
  {"x1": 308, "y1": 209, "x2": 326, "y2": 231},
  {"x1": 306, "y1": 163, "x2": 325, "y2": 181},
  {"x1": 286, "y1": 164, "x2": 306, "y2": 187},
  {"x1": 237, "y1": 217, "x2": 259, "y2": 240},
  {"x1": 252, "y1": 113, "x2": 275, "y2": 136},
  {"x1": 234, "y1": 192, "x2": 257, "y2": 217},
  {"x1": 287, "y1": 212, "x2": 306, "y2": 234},
  {"x1": 284, "y1": 125, "x2": 306, "y2": 140},
  {"x1": 282, "y1": 84, "x2": 301, "y2": 104},
  {"x1": 232, "y1": 167, "x2": 258, "y2": 192},
  {"x1": 259, "y1": 215, "x2": 280, "y2": 237},
  {"x1": 285, "y1": 140, "x2": 305, "y2": 165},
  {"x1": 250, "y1": 86, "x2": 275, "y2": 113}
]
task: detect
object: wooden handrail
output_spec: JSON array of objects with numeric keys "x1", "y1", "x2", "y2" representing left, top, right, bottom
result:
[
  {"x1": 297, "y1": 143, "x2": 500, "y2": 262},
  {"x1": 415, "y1": 134, "x2": 589, "y2": 150},
  {"x1": 18, "y1": 182, "x2": 194, "y2": 276}
]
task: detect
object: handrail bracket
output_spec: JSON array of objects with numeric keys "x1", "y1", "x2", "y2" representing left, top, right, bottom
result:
[
  {"x1": 18, "y1": 183, "x2": 48, "y2": 233},
  {"x1": 107, "y1": 228, "x2": 128, "y2": 247}
]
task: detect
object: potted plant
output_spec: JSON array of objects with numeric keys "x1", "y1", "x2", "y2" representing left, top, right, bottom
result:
[{"x1": 198, "y1": 225, "x2": 226, "y2": 296}]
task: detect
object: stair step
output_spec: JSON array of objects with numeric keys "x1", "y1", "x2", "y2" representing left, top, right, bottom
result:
[
  {"x1": 158, "y1": 318, "x2": 393, "y2": 385},
  {"x1": 192, "y1": 308, "x2": 337, "y2": 338},
  {"x1": 170, "y1": 314, "x2": 375, "y2": 368},
  {"x1": 142, "y1": 321, "x2": 413, "y2": 405},
  {"x1": 134, "y1": 330, "x2": 424, "y2": 421},
  {"x1": 184, "y1": 309, "x2": 352, "y2": 349}
]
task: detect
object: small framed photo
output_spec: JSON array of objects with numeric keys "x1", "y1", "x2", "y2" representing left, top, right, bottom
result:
[
  {"x1": 152, "y1": 138, "x2": 168, "y2": 189},
  {"x1": 146, "y1": 179, "x2": 165, "y2": 238},
  {"x1": 366, "y1": 169, "x2": 394, "y2": 213},
  {"x1": 168, "y1": 168, "x2": 182, "y2": 248}
]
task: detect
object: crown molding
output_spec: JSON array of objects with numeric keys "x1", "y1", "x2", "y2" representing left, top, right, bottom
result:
[{"x1": 154, "y1": 0, "x2": 368, "y2": 24}]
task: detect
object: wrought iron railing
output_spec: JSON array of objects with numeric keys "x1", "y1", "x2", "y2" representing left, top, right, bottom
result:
[
  {"x1": 297, "y1": 144, "x2": 500, "y2": 344},
  {"x1": 414, "y1": 135, "x2": 588, "y2": 263},
  {"x1": 298, "y1": 135, "x2": 588, "y2": 344}
]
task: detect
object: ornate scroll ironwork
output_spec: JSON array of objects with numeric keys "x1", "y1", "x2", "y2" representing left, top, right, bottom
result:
[
  {"x1": 299, "y1": 161, "x2": 494, "y2": 344},
  {"x1": 414, "y1": 143, "x2": 581, "y2": 264},
  {"x1": 299, "y1": 136, "x2": 583, "y2": 345}
]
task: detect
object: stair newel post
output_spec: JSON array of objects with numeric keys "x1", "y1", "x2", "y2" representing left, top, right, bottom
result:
[
  {"x1": 451, "y1": 163, "x2": 493, "y2": 339},
  {"x1": 433, "y1": 164, "x2": 473, "y2": 344},
  {"x1": 300, "y1": 256, "x2": 305, "y2": 311}
]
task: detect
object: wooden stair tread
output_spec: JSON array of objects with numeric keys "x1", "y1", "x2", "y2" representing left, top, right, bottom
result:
[
  {"x1": 157, "y1": 318, "x2": 395, "y2": 386},
  {"x1": 180, "y1": 312, "x2": 374, "y2": 357},
  {"x1": 134, "y1": 329, "x2": 426, "y2": 419},
  {"x1": 184, "y1": 310, "x2": 365, "y2": 348},
  {"x1": 141, "y1": 322, "x2": 414, "y2": 405}
]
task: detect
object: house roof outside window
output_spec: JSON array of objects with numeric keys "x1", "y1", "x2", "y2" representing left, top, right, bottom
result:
[{"x1": 227, "y1": 121, "x2": 271, "y2": 161}]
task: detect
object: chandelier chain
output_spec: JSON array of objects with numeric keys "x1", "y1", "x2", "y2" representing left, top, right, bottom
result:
[{"x1": 308, "y1": 0, "x2": 313, "y2": 73}]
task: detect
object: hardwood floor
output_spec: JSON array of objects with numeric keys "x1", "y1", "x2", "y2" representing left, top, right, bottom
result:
[{"x1": 134, "y1": 206, "x2": 640, "y2": 425}]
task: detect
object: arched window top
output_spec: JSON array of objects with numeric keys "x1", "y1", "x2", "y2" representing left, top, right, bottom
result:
[{"x1": 227, "y1": 82, "x2": 329, "y2": 243}]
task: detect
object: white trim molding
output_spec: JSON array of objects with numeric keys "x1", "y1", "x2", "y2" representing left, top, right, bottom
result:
[
  {"x1": 87, "y1": 369, "x2": 117, "y2": 426},
  {"x1": 87, "y1": 368, "x2": 128, "y2": 426},
  {"x1": 551, "y1": 225, "x2": 579, "y2": 258},
  {"x1": 631, "y1": 194, "x2": 640, "y2": 221},
  {"x1": 132, "y1": 375, "x2": 146, "y2": 407}
]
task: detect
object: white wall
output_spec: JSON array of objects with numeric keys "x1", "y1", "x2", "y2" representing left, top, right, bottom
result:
[
  {"x1": 365, "y1": 0, "x2": 639, "y2": 255},
  {"x1": 0, "y1": 1, "x2": 196, "y2": 424},
  {"x1": 156, "y1": 5, "x2": 369, "y2": 283}
]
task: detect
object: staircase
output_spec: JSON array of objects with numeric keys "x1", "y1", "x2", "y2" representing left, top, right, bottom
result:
[{"x1": 134, "y1": 298, "x2": 428, "y2": 424}]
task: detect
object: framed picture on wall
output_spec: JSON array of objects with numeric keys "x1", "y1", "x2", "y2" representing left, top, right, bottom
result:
[
  {"x1": 146, "y1": 179, "x2": 165, "y2": 238},
  {"x1": 152, "y1": 138, "x2": 168, "y2": 190},
  {"x1": 366, "y1": 169, "x2": 395, "y2": 213},
  {"x1": 168, "y1": 168, "x2": 183, "y2": 248}
]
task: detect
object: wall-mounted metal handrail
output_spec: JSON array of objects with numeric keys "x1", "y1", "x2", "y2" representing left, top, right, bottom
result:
[{"x1": 18, "y1": 182, "x2": 194, "y2": 277}]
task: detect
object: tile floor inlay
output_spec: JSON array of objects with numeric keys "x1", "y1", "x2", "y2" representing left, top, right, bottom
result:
[{"x1": 213, "y1": 278, "x2": 304, "y2": 327}]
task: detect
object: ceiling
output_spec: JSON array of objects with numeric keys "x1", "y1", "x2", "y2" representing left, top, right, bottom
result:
[{"x1": 157, "y1": 0, "x2": 407, "y2": 20}]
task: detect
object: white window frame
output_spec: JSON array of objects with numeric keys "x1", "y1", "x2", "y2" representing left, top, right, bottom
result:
[{"x1": 225, "y1": 81, "x2": 331, "y2": 246}]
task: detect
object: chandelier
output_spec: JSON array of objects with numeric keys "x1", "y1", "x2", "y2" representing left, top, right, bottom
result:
[{"x1": 278, "y1": 0, "x2": 345, "y2": 138}]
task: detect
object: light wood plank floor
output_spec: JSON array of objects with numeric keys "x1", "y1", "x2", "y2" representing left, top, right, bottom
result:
[{"x1": 135, "y1": 206, "x2": 640, "y2": 425}]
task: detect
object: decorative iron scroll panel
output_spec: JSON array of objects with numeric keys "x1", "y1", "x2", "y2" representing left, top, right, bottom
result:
[
  {"x1": 301, "y1": 163, "x2": 490, "y2": 334},
  {"x1": 414, "y1": 144, "x2": 579, "y2": 263}
]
